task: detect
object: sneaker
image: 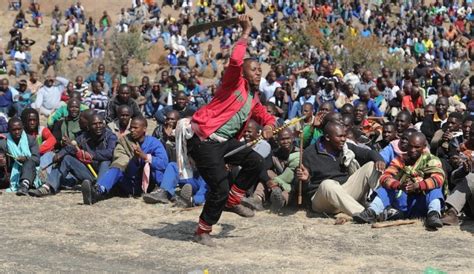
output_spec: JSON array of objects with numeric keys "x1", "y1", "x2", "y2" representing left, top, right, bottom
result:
[
  {"x1": 240, "y1": 195, "x2": 264, "y2": 211},
  {"x1": 225, "y1": 204, "x2": 255, "y2": 217},
  {"x1": 16, "y1": 181, "x2": 30, "y2": 196},
  {"x1": 143, "y1": 188, "x2": 169, "y2": 204},
  {"x1": 270, "y1": 188, "x2": 285, "y2": 213},
  {"x1": 426, "y1": 211, "x2": 443, "y2": 229},
  {"x1": 378, "y1": 206, "x2": 403, "y2": 222},
  {"x1": 29, "y1": 185, "x2": 51, "y2": 197},
  {"x1": 194, "y1": 233, "x2": 216, "y2": 247},
  {"x1": 441, "y1": 208, "x2": 459, "y2": 226},
  {"x1": 353, "y1": 208, "x2": 378, "y2": 224},
  {"x1": 81, "y1": 180, "x2": 102, "y2": 205},
  {"x1": 174, "y1": 184, "x2": 193, "y2": 208}
]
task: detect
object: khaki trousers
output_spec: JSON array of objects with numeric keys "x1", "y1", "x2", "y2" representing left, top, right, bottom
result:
[{"x1": 311, "y1": 162, "x2": 380, "y2": 215}]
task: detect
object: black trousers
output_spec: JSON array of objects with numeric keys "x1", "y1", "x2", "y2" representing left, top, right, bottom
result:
[{"x1": 188, "y1": 135, "x2": 263, "y2": 225}]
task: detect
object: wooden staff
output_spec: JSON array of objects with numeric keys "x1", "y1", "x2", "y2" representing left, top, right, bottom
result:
[
  {"x1": 371, "y1": 220, "x2": 416, "y2": 228},
  {"x1": 297, "y1": 130, "x2": 304, "y2": 206}
]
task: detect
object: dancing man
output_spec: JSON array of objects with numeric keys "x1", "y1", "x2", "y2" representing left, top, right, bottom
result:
[{"x1": 185, "y1": 15, "x2": 275, "y2": 246}]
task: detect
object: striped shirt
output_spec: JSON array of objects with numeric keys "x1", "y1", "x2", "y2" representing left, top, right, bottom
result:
[
  {"x1": 379, "y1": 153, "x2": 445, "y2": 191},
  {"x1": 84, "y1": 92, "x2": 108, "y2": 114}
]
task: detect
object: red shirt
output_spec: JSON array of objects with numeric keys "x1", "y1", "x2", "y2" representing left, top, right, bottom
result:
[
  {"x1": 31, "y1": 127, "x2": 57, "y2": 155},
  {"x1": 191, "y1": 39, "x2": 275, "y2": 140},
  {"x1": 402, "y1": 95, "x2": 423, "y2": 112}
]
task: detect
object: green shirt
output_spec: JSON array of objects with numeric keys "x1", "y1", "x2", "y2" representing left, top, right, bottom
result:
[{"x1": 214, "y1": 91, "x2": 253, "y2": 139}]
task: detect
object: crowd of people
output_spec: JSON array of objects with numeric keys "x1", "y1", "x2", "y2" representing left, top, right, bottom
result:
[{"x1": 0, "y1": 0, "x2": 473, "y2": 246}]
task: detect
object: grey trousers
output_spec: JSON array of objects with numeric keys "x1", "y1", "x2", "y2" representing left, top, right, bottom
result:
[{"x1": 446, "y1": 173, "x2": 474, "y2": 214}]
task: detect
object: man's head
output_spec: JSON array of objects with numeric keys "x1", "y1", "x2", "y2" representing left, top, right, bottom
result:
[
  {"x1": 277, "y1": 128, "x2": 294, "y2": 152},
  {"x1": 399, "y1": 128, "x2": 418, "y2": 152},
  {"x1": 362, "y1": 70, "x2": 372, "y2": 82},
  {"x1": 117, "y1": 105, "x2": 132, "y2": 127},
  {"x1": 341, "y1": 114, "x2": 354, "y2": 132},
  {"x1": 75, "y1": 75, "x2": 83, "y2": 86},
  {"x1": 354, "y1": 102, "x2": 368, "y2": 124},
  {"x1": 129, "y1": 116, "x2": 147, "y2": 142},
  {"x1": 446, "y1": 112, "x2": 463, "y2": 132},
  {"x1": 79, "y1": 109, "x2": 95, "y2": 132},
  {"x1": 175, "y1": 91, "x2": 188, "y2": 110},
  {"x1": 319, "y1": 102, "x2": 334, "y2": 114},
  {"x1": 98, "y1": 64, "x2": 105, "y2": 75},
  {"x1": 91, "y1": 81, "x2": 102, "y2": 94},
  {"x1": 67, "y1": 98, "x2": 81, "y2": 119},
  {"x1": 424, "y1": 104, "x2": 436, "y2": 117},
  {"x1": 0, "y1": 79, "x2": 9, "y2": 92},
  {"x1": 21, "y1": 108, "x2": 39, "y2": 134},
  {"x1": 407, "y1": 132, "x2": 427, "y2": 162},
  {"x1": 435, "y1": 97, "x2": 449, "y2": 117},
  {"x1": 18, "y1": 79, "x2": 27, "y2": 92},
  {"x1": 323, "y1": 122, "x2": 347, "y2": 152},
  {"x1": 243, "y1": 120, "x2": 260, "y2": 143},
  {"x1": 121, "y1": 64, "x2": 129, "y2": 76},
  {"x1": 462, "y1": 116, "x2": 474, "y2": 140},
  {"x1": 8, "y1": 117, "x2": 23, "y2": 142},
  {"x1": 382, "y1": 122, "x2": 397, "y2": 143},
  {"x1": 358, "y1": 89, "x2": 370, "y2": 102},
  {"x1": 340, "y1": 103, "x2": 354, "y2": 115},
  {"x1": 29, "y1": 71, "x2": 38, "y2": 83},
  {"x1": 165, "y1": 110, "x2": 180, "y2": 128},
  {"x1": 321, "y1": 112, "x2": 343, "y2": 129},
  {"x1": 302, "y1": 103, "x2": 314, "y2": 119},
  {"x1": 117, "y1": 85, "x2": 130, "y2": 103},
  {"x1": 243, "y1": 58, "x2": 262, "y2": 88},
  {"x1": 395, "y1": 111, "x2": 412, "y2": 135},
  {"x1": 88, "y1": 114, "x2": 105, "y2": 137}
]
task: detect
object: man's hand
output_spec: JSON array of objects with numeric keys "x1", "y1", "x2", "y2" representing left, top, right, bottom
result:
[
  {"x1": 375, "y1": 161, "x2": 386, "y2": 172},
  {"x1": 62, "y1": 136, "x2": 72, "y2": 146},
  {"x1": 132, "y1": 144, "x2": 147, "y2": 161},
  {"x1": 0, "y1": 154, "x2": 7, "y2": 167},
  {"x1": 296, "y1": 165, "x2": 310, "y2": 182},
  {"x1": 53, "y1": 153, "x2": 61, "y2": 163},
  {"x1": 163, "y1": 124, "x2": 174, "y2": 137},
  {"x1": 313, "y1": 112, "x2": 325, "y2": 127},
  {"x1": 238, "y1": 15, "x2": 252, "y2": 37},
  {"x1": 262, "y1": 125, "x2": 273, "y2": 140},
  {"x1": 16, "y1": 156, "x2": 27, "y2": 163},
  {"x1": 266, "y1": 180, "x2": 279, "y2": 189},
  {"x1": 442, "y1": 131, "x2": 453, "y2": 142},
  {"x1": 405, "y1": 180, "x2": 420, "y2": 193}
]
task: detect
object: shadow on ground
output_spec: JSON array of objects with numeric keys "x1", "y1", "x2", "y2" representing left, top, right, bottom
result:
[{"x1": 140, "y1": 221, "x2": 236, "y2": 242}]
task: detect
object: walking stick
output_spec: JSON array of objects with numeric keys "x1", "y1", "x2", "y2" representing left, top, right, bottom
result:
[{"x1": 297, "y1": 130, "x2": 304, "y2": 206}]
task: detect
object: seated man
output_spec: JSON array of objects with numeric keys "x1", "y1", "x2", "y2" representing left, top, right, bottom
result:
[
  {"x1": 353, "y1": 132, "x2": 445, "y2": 229},
  {"x1": 154, "y1": 91, "x2": 196, "y2": 125},
  {"x1": 354, "y1": 101, "x2": 383, "y2": 142},
  {"x1": 47, "y1": 92, "x2": 89, "y2": 128},
  {"x1": 242, "y1": 127, "x2": 300, "y2": 213},
  {"x1": 31, "y1": 113, "x2": 117, "y2": 196},
  {"x1": 105, "y1": 85, "x2": 142, "y2": 123},
  {"x1": 373, "y1": 122, "x2": 397, "y2": 151},
  {"x1": 380, "y1": 128, "x2": 418, "y2": 165},
  {"x1": 82, "y1": 116, "x2": 169, "y2": 205},
  {"x1": 51, "y1": 98, "x2": 84, "y2": 147},
  {"x1": 107, "y1": 104, "x2": 132, "y2": 138},
  {"x1": 21, "y1": 108, "x2": 56, "y2": 183},
  {"x1": 394, "y1": 110, "x2": 412, "y2": 139},
  {"x1": 0, "y1": 117, "x2": 40, "y2": 195},
  {"x1": 152, "y1": 110, "x2": 179, "y2": 162},
  {"x1": 296, "y1": 122, "x2": 385, "y2": 216},
  {"x1": 441, "y1": 125, "x2": 474, "y2": 225},
  {"x1": 420, "y1": 97, "x2": 448, "y2": 143}
]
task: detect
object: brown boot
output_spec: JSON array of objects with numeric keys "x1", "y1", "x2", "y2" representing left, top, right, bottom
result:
[
  {"x1": 441, "y1": 208, "x2": 459, "y2": 226},
  {"x1": 194, "y1": 233, "x2": 217, "y2": 247},
  {"x1": 225, "y1": 204, "x2": 255, "y2": 217}
]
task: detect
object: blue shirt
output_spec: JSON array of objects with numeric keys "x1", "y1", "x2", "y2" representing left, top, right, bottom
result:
[{"x1": 354, "y1": 99, "x2": 383, "y2": 117}]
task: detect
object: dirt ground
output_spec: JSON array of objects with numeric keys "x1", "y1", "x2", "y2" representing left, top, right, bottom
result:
[{"x1": 0, "y1": 191, "x2": 473, "y2": 272}]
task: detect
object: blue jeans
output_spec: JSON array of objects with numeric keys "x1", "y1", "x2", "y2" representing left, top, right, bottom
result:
[
  {"x1": 160, "y1": 162, "x2": 208, "y2": 205},
  {"x1": 97, "y1": 159, "x2": 164, "y2": 196},
  {"x1": 371, "y1": 187, "x2": 444, "y2": 218},
  {"x1": 15, "y1": 62, "x2": 29, "y2": 77},
  {"x1": 48, "y1": 155, "x2": 110, "y2": 192}
]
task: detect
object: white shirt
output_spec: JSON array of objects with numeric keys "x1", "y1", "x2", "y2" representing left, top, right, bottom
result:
[
  {"x1": 14, "y1": 51, "x2": 26, "y2": 63},
  {"x1": 259, "y1": 78, "x2": 281, "y2": 100}
]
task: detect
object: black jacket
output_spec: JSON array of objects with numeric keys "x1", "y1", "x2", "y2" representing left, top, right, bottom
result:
[
  {"x1": 302, "y1": 140, "x2": 383, "y2": 198},
  {"x1": 106, "y1": 97, "x2": 142, "y2": 123}
]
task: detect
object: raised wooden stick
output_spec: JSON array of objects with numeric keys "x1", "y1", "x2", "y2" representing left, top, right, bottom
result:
[
  {"x1": 297, "y1": 130, "x2": 304, "y2": 206},
  {"x1": 371, "y1": 220, "x2": 416, "y2": 228}
]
